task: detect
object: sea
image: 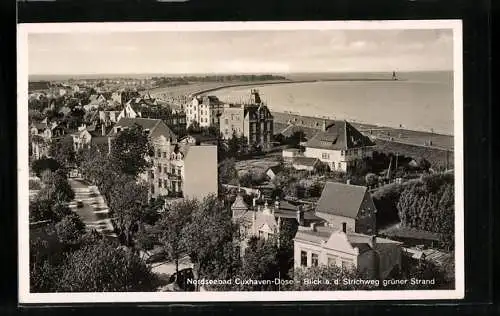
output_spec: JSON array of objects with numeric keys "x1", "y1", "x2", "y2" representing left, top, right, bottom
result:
[{"x1": 211, "y1": 71, "x2": 454, "y2": 136}]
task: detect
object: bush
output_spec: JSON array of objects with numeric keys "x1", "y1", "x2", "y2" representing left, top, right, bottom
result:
[
  {"x1": 55, "y1": 213, "x2": 86, "y2": 245},
  {"x1": 32, "y1": 157, "x2": 61, "y2": 177},
  {"x1": 29, "y1": 179, "x2": 42, "y2": 190},
  {"x1": 365, "y1": 173, "x2": 378, "y2": 186}
]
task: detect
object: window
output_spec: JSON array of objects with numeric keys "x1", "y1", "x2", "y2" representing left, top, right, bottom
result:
[
  {"x1": 150, "y1": 184, "x2": 155, "y2": 195},
  {"x1": 150, "y1": 171, "x2": 154, "y2": 179},
  {"x1": 164, "y1": 164, "x2": 168, "y2": 174},
  {"x1": 322, "y1": 153, "x2": 330, "y2": 160},
  {"x1": 157, "y1": 149, "x2": 161, "y2": 158},
  {"x1": 327, "y1": 256, "x2": 338, "y2": 266},
  {"x1": 311, "y1": 253, "x2": 319, "y2": 267},
  {"x1": 341, "y1": 259, "x2": 353, "y2": 269},
  {"x1": 158, "y1": 179, "x2": 162, "y2": 188},
  {"x1": 163, "y1": 152, "x2": 167, "y2": 158},
  {"x1": 300, "y1": 251, "x2": 308, "y2": 267},
  {"x1": 158, "y1": 165, "x2": 162, "y2": 173},
  {"x1": 177, "y1": 168, "x2": 181, "y2": 176},
  {"x1": 224, "y1": 119, "x2": 229, "y2": 125},
  {"x1": 341, "y1": 150, "x2": 345, "y2": 156},
  {"x1": 338, "y1": 162, "x2": 342, "y2": 170}
]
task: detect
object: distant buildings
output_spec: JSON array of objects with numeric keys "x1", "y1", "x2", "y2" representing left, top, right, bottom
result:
[
  {"x1": 219, "y1": 90, "x2": 274, "y2": 149},
  {"x1": 30, "y1": 119, "x2": 66, "y2": 159},
  {"x1": 186, "y1": 95, "x2": 223, "y2": 128},
  {"x1": 70, "y1": 123, "x2": 109, "y2": 152}
]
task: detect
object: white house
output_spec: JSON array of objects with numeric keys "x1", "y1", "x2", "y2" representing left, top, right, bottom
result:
[
  {"x1": 303, "y1": 120, "x2": 375, "y2": 172},
  {"x1": 116, "y1": 99, "x2": 142, "y2": 120},
  {"x1": 186, "y1": 95, "x2": 223, "y2": 128},
  {"x1": 293, "y1": 224, "x2": 402, "y2": 280}
]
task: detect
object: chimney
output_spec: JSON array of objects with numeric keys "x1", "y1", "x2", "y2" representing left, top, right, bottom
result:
[
  {"x1": 310, "y1": 222, "x2": 317, "y2": 232},
  {"x1": 342, "y1": 222, "x2": 347, "y2": 233},
  {"x1": 296, "y1": 207, "x2": 304, "y2": 226}
]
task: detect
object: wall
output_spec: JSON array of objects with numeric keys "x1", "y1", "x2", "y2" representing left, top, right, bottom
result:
[
  {"x1": 148, "y1": 136, "x2": 173, "y2": 198},
  {"x1": 183, "y1": 146, "x2": 218, "y2": 200},
  {"x1": 315, "y1": 213, "x2": 356, "y2": 232},
  {"x1": 294, "y1": 239, "x2": 358, "y2": 269},
  {"x1": 304, "y1": 147, "x2": 344, "y2": 171},
  {"x1": 220, "y1": 107, "x2": 244, "y2": 140}
]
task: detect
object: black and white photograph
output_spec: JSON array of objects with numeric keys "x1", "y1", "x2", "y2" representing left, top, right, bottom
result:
[{"x1": 18, "y1": 21, "x2": 463, "y2": 303}]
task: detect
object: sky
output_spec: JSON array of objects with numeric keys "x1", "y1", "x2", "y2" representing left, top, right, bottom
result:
[{"x1": 28, "y1": 28, "x2": 454, "y2": 75}]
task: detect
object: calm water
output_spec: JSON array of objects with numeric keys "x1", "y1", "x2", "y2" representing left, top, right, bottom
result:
[{"x1": 212, "y1": 71, "x2": 454, "y2": 135}]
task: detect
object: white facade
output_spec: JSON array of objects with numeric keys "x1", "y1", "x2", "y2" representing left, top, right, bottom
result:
[
  {"x1": 117, "y1": 102, "x2": 141, "y2": 121},
  {"x1": 294, "y1": 230, "x2": 358, "y2": 269},
  {"x1": 303, "y1": 147, "x2": 373, "y2": 172},
  {"x1": 186, "y1": 97, "x2": 221, "y2": 128}
]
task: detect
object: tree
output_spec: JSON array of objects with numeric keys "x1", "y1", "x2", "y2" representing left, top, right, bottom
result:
[
  {"x1": 235, "y1": 237, "x2": 280, "y2": 291},
  {"x1": 58, "y1": 240, "x2": 156, "y2": 292},
  {"x1": 396, "y1": 174, "x2": 454, "y2": 250},
  {"x1": 218, "y1": 158, "x2": 239, "y2": 186},
  {"x1": 109, "y1": 124, "x2": 152, "y2": 176},
  {"x1": 417, "y1": 157, "x2": 432, "y2": 171},
  {"x1": 182, "y1": 195, "x2": 239, "y2": 288},
  {"x1": 108, "y1": 176, "x2": 149, "y2": 248},
  {"x1": 31, "y1": 157, "x2": 61, "y2": 177},
  {"x1": 365, "y1": 173, "x2": 378, "y2": 186},
  {"x1": 37, "y1": 171, "x2": 75, "y2": 204},
  {"x1": 49, "y1": 137, "x2": 76, "y2": 168},
  {"x1": 55, "y1": 213, "x2": 86, "y2": 246},
  {"x1": 154, "y1": 199, "x2": 197, "y2": 276}
]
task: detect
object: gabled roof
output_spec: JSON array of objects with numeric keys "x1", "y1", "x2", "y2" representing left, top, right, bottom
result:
[
  {"x1": 315, "y1": 182, "x2": 368, "y2": 218},
  {"x1": 304, "y1": 120, "x2": 375, "y2": 150},
  {"x1": 109, "y1": 117, "x2": 177, "y2": 140}
]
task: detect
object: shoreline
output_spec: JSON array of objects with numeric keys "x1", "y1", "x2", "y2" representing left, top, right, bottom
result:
[{"x1": 189, "y1": 78, "x2": 405, "y2": 97}]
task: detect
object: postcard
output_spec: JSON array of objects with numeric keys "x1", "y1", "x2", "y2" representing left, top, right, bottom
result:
[{"x1": 18, "y1": 20, "x2": 463, "y2": 303}]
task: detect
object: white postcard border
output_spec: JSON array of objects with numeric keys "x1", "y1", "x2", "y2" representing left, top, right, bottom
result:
[{"x1": 18, "y1": 20, "x2": 464, "y2": 303}]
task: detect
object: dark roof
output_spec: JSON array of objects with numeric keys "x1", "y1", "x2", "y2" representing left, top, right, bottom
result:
[
  {"x1": 304, "y1": 121, "x2": 375, "y2": 150},
  {"x1": 292, "y1": 157, "x2": 319, "y2": 167},
  {"x1": 315, "y1": 182, "x2": 368, "y2": 218},
  {"x1": 277, "y1": 123, "x2": 322, "y2": 140},
  {"x1": 109, "y1": 117, "x2": 177, "y2": 140},
  {"x1": 379, "y1": 226, "x2": 441, "y2": 241},
  {"x1": 266, "y1": 165, "x2": 281, "y2": 174}
]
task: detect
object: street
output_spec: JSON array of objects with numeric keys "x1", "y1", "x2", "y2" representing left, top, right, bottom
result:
[{"x1": 68, "y1": 178, "x2": 116, "y2": 238}]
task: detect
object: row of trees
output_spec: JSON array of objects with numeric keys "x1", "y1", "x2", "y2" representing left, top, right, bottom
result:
[
  {"x1": 31, "y1": 124, "x2": 160, "y2": 292},
  {"x1": 372, "y1": 173, "x2": 455, "y2": 250}
]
